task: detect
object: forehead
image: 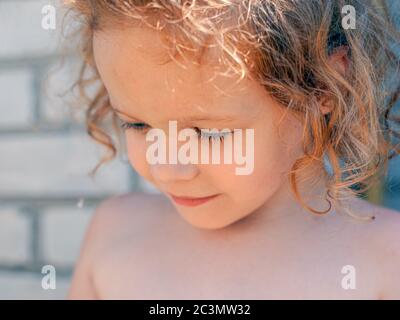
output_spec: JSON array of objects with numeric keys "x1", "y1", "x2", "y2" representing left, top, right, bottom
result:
[{"x1": 92, "y1": 26, "x2": 265, "y2": 118}]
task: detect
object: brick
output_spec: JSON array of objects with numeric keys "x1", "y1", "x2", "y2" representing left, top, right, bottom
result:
[
  {"x1": 0, "y1": 270, "x2": 70, "y2": 299},
  {"x1": 0, "y1": 132, "x2": 134, "y2": 195},
  {"x1": 0, "y1": 68, "x2": 34, "y2": 128},
  {"x1": 41, "y1": 206, "x2": 94, "y2": 266},
  {"x1": 0, "y1": 0, "x2": 65, "y2": 59},
  {"x1": 0, "y1": 208, "x2": 30, "y2": 264}
]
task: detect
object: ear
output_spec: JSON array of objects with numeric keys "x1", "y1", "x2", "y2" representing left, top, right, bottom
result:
[
  {"x1": 328, "y1": 45, "x2": 350, "y2": 76},
  {"x1": 320, "y1": 45, "x2": 350, "y2": 115}
]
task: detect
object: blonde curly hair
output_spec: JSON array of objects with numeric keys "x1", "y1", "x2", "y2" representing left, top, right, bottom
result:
[{"x1": 62, "y1": 0, "x2": 400, "y2": 218}]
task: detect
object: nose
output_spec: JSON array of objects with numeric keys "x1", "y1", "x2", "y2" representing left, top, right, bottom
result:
[{"x1": 149, "y1": 162, "x2": 199, "y2": 183}]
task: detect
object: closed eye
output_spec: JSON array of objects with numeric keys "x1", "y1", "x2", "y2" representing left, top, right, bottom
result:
[
  {"x1": 120, "y1": 120, "x2": 151, "y2": 132},
  {"x1": 120, "y1": 120, "x2": 233, "y2": 142}
]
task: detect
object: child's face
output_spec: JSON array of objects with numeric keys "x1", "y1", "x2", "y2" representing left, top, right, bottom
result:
[{"x1": 93, "y1": 27, "x2": 309, "y2": 230}]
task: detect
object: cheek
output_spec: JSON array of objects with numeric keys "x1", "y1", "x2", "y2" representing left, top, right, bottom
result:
[
  {"x1": 254, "y1": 128, "x2": 293, "y2": 178},
  {"x1": 251, "y1": 110, "x2": 304, "y2": 182},
  {"x1": 206, "y1": 124, "x2": 298, "y2": 201}
]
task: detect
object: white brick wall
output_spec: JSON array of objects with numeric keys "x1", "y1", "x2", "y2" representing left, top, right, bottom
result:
[
  {"x1": 0, "y1": 69, "x2": 34, "y2": 128},
  {"x1": 0, "y1": 208, "x2": 30, "y2": 264},
  {"x1": 0, "y1": 271, "x2": 70, "y2": 300},
  {"x1": 0, "y1": 0, "x2": 138, "y2": 299},
  {"x1": 0, "y1": 0, "x2": 63, "y2": 59},
  {"x1": 41, "y1": 56, "x2": 89, "y2": 125},
  {"x1": 0, "y1": 133, "x2": 134, "y2": 195},
  {"x1": 41, "y1": 206, "x2": 94, "y2": 266}
]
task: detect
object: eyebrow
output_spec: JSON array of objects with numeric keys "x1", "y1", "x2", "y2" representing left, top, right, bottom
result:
[{"x1": 110, "y1": 105, "x2": 239, "y2": 124}]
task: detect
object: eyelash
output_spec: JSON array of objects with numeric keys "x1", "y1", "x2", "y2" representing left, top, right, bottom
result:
[
  {"x1": 120, "y1": 121, "x2": 232, "y2": 142},
  {"x1": 120, "y1": 121, "x2": 149, "y2": 132}
]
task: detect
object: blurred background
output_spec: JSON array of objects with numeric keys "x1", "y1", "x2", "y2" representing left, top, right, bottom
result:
[{"x1": 0, "y1": 0, "x2": 399, "y2": 299}]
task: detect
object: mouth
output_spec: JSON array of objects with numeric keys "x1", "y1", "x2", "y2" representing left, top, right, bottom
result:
[{"x1": 168, "y1": 193, "x2": 220, "y2": 207}]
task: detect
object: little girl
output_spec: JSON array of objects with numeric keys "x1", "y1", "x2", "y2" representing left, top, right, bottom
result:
[{"x1": 65, "y1": 0, "x2": 400, "y2": 299}]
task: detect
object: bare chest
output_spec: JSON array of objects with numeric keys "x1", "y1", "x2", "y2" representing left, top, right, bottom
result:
[{"x1": 94, "y1": 234, "x2": 380, "y2": 299}]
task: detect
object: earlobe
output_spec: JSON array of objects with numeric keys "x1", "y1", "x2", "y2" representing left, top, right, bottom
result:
[{"x1": 327, "y1": 45, "x2": 350, "y2": 76}]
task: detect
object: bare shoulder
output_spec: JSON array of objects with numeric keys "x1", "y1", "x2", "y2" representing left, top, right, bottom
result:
[
  {"x1": 349, "y1": 197, "x2": 400, "y2": 245},
  {"x1": 85, "y1": 191, "x2": 182, "y2": 255},
  {"x1": 92, "y1": 191, "x2": 174, "y2": 232},
  {"x1": 347, "y1": 197, "x2": 400, "y2": 299},
  {"x1": 68, "y1": 191, "x2": 178, "y2": 299}
]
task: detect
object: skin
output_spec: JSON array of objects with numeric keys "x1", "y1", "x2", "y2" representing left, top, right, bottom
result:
[{"x1": 68, "y1": 26, "x2": 400, "y2": 299}]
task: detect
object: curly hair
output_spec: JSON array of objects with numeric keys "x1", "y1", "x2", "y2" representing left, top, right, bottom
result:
[{"x1": 62, "y1": 0, "x2": 400, "y2": 219}]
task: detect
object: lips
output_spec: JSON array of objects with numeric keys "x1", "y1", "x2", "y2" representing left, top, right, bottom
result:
[{"x1": 168, "y1": 193, "x2": 220, "y2": 207}]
